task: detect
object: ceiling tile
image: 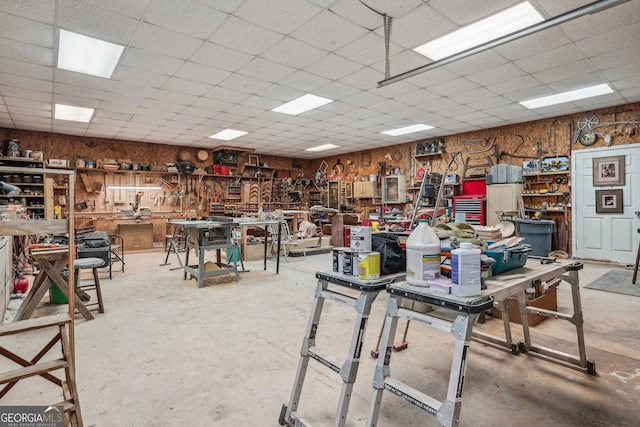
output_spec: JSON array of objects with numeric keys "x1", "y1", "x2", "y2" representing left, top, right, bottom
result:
[
  {"x1": 79, "y1": 0, "x2": 151, "y2": 19},
  {"x1": 190, "y1": 42, "x2": 255, "y2": 71},
  {"x1": 290, "y1": 10, "x2": 368, "y2": 51},
  {"x1": 219, "y1": 73, "x2": 272, "y2": 94},
  {"x1": 120, "y1": 47, "x2": 185, "y2": 76},
  {"x1": 57, "y1": 0, "x2": 138, "y2": 45},
  {"x1": 236, "y1": 0, "x2": 321, "y2": 34},
  {"x1": 152, "y1": 89, "x2": 199, "y2": 106},
  {"x1": 210, "y1": 16, "x2": 283, "y2": 55},
  {"x1": 162, "y1": 78, "x2": 213, "y2": 97},
  {"x1": 261, "y1": 36, "x2": 327, "y2": 69},
  {"x1": 129, "y1": 22, "x2": 203, "y2": 59},
  {"x1": 305, "y1": 53, "x2": 364, "y2": 80},
  {"x1": 387, "y1": 3, "x2": 452, "y2": 50},
  {"x1": 0, "y1": 37, "x2": 53, "y2": 67},
  {"x1": 143, "y1": 0, "x2": 227, "y2": 39},
  {"x1": 238, "y1": 57, "x2": 296, "y2": 83},
  {"x1": 278, "y1": 70, "x2": 331, "y2": 92},
  {"x1": 429, "y1": 78, "x2": 479, "y2": 97}
]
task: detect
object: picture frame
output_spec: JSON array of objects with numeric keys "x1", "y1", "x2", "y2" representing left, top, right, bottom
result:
[
  {"x1": 593, "y1": 155, "x2": 625, "y2": 186},
  {"x1": 248, "y1": 155, "x2": 259, "y2": 166},
  {"x1": 595, "y1": 189, "x2": 623, "y2": 214}
]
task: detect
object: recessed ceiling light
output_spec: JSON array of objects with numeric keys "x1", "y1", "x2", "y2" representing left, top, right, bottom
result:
[
  {"x1": 208, "y1": 129, "x2": 248, "y2": 141},
  {"x1": 272, "y1": 94, "x2": 334, "y2": 115},
  {"x1": 519, "y1": 83, "x2": 614, "y2": 109},
  {"x1": 382, "y1": 124, "x2": 434, "y2": 136},
  {"x1": 305, "y1": 144, "x2": 339, "y2": 152},
  {"x1": 414, "y1": 2, "x2": 544, "y2": 61},
  {"x1": 57, "y1": 29, "x2": 125, "y2": 78},
  {"x1": 54, "y1": 104, "x2": 94, "y2": 122}
]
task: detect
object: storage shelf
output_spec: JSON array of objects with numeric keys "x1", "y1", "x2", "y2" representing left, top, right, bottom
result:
[
  {"x1": 1, "y1": 182, "x2": 44, "y2": 186},
  {"x1": 522, "y1": 193, "x2": 566, "y2": 196},
  {"x1": 0, "y1": 195, "x2": 44, "y2": 198},
  {"x1": 523, "y1": 171, "x2": 570, "y2": 176},
  {"x1": 414, "y1": 153, "x2": 443, "y2": 158}
]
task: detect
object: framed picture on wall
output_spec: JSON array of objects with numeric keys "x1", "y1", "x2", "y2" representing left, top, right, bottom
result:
[
  {"x1": 595, "y1": 189, "x2": 623, "y2": 213},
  {"x1": 593, "y1": 155, "x2": 625, "y2": 186}
]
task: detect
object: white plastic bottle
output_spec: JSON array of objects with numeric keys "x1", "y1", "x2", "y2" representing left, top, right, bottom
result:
[
  {"x1": 451, "y1": 242, "x2": 481, "y2": 296},
  {"x1": 406, "y1": 219, "x2": 441, "y2": 287}
]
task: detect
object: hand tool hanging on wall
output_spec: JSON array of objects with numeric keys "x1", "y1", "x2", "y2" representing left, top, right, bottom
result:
[
  {"x1": 447, "y1": 152, "x2": 460, "y2": 171},
  {"x1": 462, "y1": 137, "x2": 495, "y2": 154}
]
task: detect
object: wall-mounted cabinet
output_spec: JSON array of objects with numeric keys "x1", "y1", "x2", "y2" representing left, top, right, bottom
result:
[
  {"x1": 382, "y1": 175, "x2": 407, "y2": 204},
  {"x1": 327, "y1": 181, "x2": 352, "y2": 209},
  {"x1": 353, "y1": 181, "x2": 379, "y2": 199}
]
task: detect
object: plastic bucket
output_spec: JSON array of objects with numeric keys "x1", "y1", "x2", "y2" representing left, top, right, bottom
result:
[{"x1": 49, "y1": 283, "x2": 68, "y2": 304}]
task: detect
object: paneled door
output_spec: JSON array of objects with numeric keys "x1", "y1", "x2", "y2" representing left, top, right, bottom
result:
[{"x1": 572, "y1": 144, "x2": 639, "y2": 264}]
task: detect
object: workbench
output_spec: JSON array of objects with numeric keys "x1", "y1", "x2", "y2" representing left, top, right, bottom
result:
[
  {"x1": 366, "y1": 258, "x2": 592, "y2": 427},
  {"x1": 167, "y1": 218, "x2": 283, "y2": 288}
]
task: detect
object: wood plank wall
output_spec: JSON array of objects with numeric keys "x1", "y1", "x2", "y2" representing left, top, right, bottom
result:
[{"x1": 2, "y1": 101, "x2": 639, "y2": 226}]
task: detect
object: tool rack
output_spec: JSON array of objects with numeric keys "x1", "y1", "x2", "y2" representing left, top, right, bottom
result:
[{"x1": 279, "y1": 270, "x2": 404, "y2": 427}]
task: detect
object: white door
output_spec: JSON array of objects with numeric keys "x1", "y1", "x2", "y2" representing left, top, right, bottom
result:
[{"x1": 572, "y1": 144, "x2": 640, "y2": 264}]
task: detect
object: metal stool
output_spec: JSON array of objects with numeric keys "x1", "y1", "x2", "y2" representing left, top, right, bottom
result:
[{"x1": 73, "y1": 257, "x2": 106, "y2": 314}]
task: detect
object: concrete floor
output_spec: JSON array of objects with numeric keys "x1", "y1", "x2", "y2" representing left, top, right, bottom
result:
[{"x1": 2, "y1": 249, "x2": 639, "y2": 426}]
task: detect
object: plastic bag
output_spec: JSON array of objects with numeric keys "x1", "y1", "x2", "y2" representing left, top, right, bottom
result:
[{"x1": 371, "y1": 233, "x2": 406, "y2": 275}]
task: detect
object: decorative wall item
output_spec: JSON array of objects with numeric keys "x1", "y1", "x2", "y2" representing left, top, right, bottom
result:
[
  {"x1": 595, "y1": 189, "x2": 623, "y2": 213},
  {"x1": 593, "y1": 155, "x2": 625, "y2": 186}
]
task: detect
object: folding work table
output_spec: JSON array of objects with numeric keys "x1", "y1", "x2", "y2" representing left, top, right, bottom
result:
[
  {"x1": 366, "y1": 259, "x2": 591, "y2": 427},
  {"x1": 279, "y1": 271, "x2": 405, "y2": 427}
]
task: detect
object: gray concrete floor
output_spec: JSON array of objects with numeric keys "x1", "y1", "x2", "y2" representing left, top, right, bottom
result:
[{"x1": 2, "y1": 249, "x2": 639, "y2": 426}]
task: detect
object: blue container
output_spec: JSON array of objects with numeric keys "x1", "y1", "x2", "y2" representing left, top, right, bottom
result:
[{"x1": 516, "y1": 219, "x2": 556, "y2": 257}]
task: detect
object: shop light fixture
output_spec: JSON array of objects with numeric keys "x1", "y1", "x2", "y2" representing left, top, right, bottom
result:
[
  {"x1": 209, "y1": 129, "x2": 248, "y2": 141},
  {"x1": 54, "y1": 104, "x2": 95, "y2": 123},
  {"x1": 414, "y1": 2, "x2": 544, "y2": 61},
  {"x1": 57, "y1": 29, "x2": 125, "y2": 78},
  {"x1": 519, "y1": 83, "x2": 615, "y2": 109},
  {"x1": 109, "y1": 185, "x2": 162, "y2": 190},
  {"x1": 272, "y1": 94, "x2": 334, "y2": 115},
  {"x1": 382, "y1": 124, "x2": 434, "y2": 136},
  {"x1": 305, "y1": 144, "x2": 339, "y2": 152}
]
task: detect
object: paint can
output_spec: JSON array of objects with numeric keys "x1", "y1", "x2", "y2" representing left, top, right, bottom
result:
[
  {"x1": 332, "y1": 247, "x2": 346, "y2": 273},
  {"x1": 358, "y1": 251, "x2": 380, "y2": 280},
  {"x1": 349, "y1": 226, "x2": 372, "y2": 252},
  {"x1": 342, "y1": 248, "x2": 356, "y2": 275}
]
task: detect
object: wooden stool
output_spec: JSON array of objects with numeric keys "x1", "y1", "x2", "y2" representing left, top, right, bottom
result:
[{"x1": 73, "y1": 258, "x2": 106, "y2": 314}]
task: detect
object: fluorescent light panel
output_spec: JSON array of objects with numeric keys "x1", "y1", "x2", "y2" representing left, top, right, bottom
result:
[
  {"x1": 414, "y1": 2, "x2": 544, "y2": 61},
  {"x1": 209, "y1": 129, "x2": 248, "y2": 141},
  {"x1": 272, "y1": 94, "x2": 333, "y2": 115},
  {"x1": 58, "y1": 29, "x2": 125, "y2": 78},
  {"x1": 305, "y1": 144, "x2": 339, "y2": 152},
  {"x1": 382, "y1": 124, "x2": 434, "y2": 136},
  {"x1": 54, "y1": 104, "x2": 94, "y2": 122},
  {"x1": 520, "y1": 84, "x2": 614, "y2": 109}
]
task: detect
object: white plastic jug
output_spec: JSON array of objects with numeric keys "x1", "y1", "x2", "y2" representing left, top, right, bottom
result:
[
  {"x1": 451, "y1": 242, "x2": 481, "y2": 296},
  {"x1": 406, "y1": 219, "x2": 441, "y2": 287}
]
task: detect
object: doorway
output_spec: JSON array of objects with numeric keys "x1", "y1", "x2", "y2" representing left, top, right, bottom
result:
[{"x1": 572, "y1": 144, "x2": 639, "y2": 264}]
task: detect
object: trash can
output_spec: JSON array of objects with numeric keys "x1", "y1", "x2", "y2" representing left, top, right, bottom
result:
[{"x1": 516, "y1": 219, "x2": 556, "y2": 257}]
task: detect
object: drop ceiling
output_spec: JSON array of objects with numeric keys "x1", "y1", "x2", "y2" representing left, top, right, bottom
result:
[{"x1": 0, "y1": 0, "x2": 639, "y2": 159}]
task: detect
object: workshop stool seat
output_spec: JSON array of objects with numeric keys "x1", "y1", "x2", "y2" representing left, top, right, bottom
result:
[{"x1": 73, "y1": 257, "x2": 106, "y2": 314}]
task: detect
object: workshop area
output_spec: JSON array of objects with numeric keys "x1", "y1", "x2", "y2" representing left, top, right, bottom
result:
[{"x1": 0, "y1": 1, "x2": 640, "y2": 426}]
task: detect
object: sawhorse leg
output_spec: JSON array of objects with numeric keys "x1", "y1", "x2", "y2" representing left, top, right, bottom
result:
[
  {"x1": 280, "y1": 279, "x2": 379, "y2": 427},
  {"x1": 367, "y1": 297, "x2": 477, "y2": 427}
]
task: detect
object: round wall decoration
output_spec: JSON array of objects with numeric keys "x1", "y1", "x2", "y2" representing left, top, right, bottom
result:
[{"x1": 197, "y1": 149, "x2": 209, "y2": 162}]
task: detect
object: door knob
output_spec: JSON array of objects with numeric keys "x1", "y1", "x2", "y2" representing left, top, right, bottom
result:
[{"x1": 635, "y1": 211, "x2": 640, "y2": 216}]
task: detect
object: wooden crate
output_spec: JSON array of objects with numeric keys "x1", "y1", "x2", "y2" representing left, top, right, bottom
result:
[{"x1": 492, "y1": 286, "x2": 557, "y2": 327}]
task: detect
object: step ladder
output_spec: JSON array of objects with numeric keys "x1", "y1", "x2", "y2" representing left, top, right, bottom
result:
[{"x1": 279, "y1": 271, "x2": 404, "y2": 427}]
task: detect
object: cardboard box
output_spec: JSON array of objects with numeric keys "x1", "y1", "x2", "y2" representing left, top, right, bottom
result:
[
  {"x1": 48, "y1": 159, "x2": 70, "y2": 167},
  {"x1": 492, "y1": 286, "x2": 557, "y2": 327}
]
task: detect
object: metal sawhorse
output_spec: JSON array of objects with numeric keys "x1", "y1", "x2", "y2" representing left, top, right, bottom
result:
[
  {"x1": 279, "y1": 271, "x2": 404, "y2": 427},
  {"x1": 366, "y1": 283, "x2": 493, "y2": 427}
]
